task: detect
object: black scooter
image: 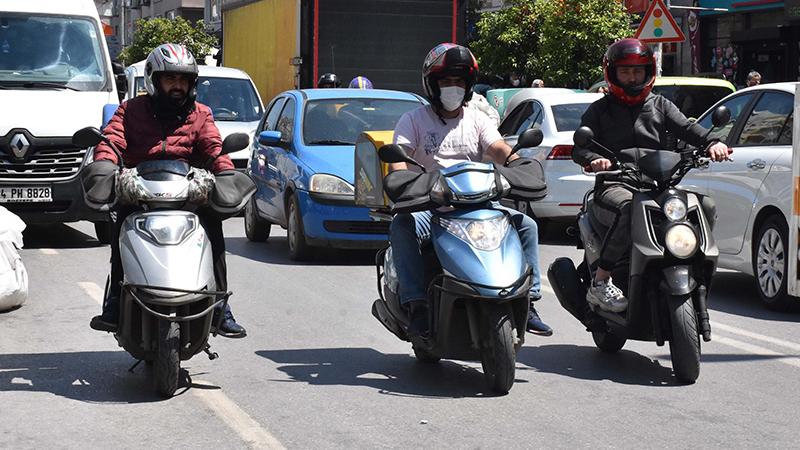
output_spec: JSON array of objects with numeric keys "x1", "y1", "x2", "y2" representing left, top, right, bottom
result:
[{"x1": 548, "y1": 106, "x2": 730, "y2": 384}]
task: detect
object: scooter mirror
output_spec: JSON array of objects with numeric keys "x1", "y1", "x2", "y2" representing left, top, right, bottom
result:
[
  {"x1": 378, "y1": 144, "x2": 426, "y2": 172},
  {"x1": 221, "y1": 133, "x2": 250, "y2": 155},
  {"x1": 72, "y1": 126, "x2": 105, "y2": 148},
  {"x1": 512, "y1": 128, "x2": 544, "y2": 154},
  {"x1": 711, "y1": 105, "x2": 731, "y2": 128},
  {"x1": 573, "y1": 126, "x2": 594, "y2": 148}
]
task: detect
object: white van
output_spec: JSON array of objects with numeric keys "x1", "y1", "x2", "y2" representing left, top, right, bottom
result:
[
  {"x1": 0, "y1": 0, "x2": 122, "y2": 242},
  {"x1": 125, "y1": 62, "x2": 264, "y2": 168}
]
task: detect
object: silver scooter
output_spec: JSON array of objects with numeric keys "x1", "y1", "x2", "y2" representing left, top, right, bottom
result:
[{"x1": 73, "y1": 127, "x2": 254, "y2": 397}]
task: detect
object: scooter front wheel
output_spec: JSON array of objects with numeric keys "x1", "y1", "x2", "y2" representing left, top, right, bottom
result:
[
  {"x1": 412, "y1": 344, "x2": 440, "y2": 364},
  {"x1": 668, "y1": 294, "x2": 700, "y2": 384},
  {"x1": 155, "y1": 320, "x2": 180, "y2": 398},
  {"x1": 480, "y1": 305, "x2": 516, "y2": 395},
  {"x1": 591, "y1": 330, "x2": 626, "y2": 353}
]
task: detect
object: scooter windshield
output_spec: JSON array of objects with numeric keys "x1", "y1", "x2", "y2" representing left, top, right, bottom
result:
[
  {"x1": 136, "y1": 160, "x2": 192, "y2": 182},
  {"x1": 440, "y1": 161, "x2": 498, "y2": 204}
]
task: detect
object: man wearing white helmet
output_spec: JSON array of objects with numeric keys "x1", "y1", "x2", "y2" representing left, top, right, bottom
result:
[{"x1": 89, "y1": 44, "x2": 246, "y2": 338}]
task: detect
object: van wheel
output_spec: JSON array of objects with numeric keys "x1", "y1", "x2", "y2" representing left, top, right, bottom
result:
[
  {"x1": 244, "y1": 197, "x2": 271, "y2": 242},
  {"x1": 155, "y1": 321, "x2": 180, "y2": 398},
  {"x1": 287, "y1": 195, "x2": 312, "y2": 261},
  {"x1": 753, "y1": 216, "x2": 793, "y2": 311},
  {"x1": 93, "y1": 221, "x2": 113, "y2": 245}
]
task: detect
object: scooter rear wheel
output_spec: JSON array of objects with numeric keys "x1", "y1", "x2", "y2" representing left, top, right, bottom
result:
[
  {"x1": 668, "y1": 294, "x2": 700, "y2": 384},
  {"x1": 155, "y1": 320, "x2": 180, "y2": 398},
  {"x1": 480, "y1": 306, "x2": 516, "y2": 395}
]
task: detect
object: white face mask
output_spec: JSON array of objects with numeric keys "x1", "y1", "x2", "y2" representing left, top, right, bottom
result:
[
  {"x1": 439, "y1": 86, "x2": 465, "y2": 112},
  {"x1": 511, "y1": 78, "x2": 521, "y2": 87}
]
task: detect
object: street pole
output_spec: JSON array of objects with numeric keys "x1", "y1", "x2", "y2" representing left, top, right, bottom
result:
[{"x1": 120, "y1": 0, "x2": 125, "y2": 47}]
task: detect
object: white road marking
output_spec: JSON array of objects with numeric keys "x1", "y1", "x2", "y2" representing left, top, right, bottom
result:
[
  {"x1": 191, "y1": 382, "x2": 286, "y2": 450},
  {"x1": 712, "y1": 322, "x2": 800, "y2": 352},
  {"x1": 76, "y1": 281, "x2": 283, "y2": 448},
  {"x1": 39, "y1": 248, "x2": 58, "y2": 255},
  {"x1": 78, "y1": 281, "x2": 104, "y2": 304},
  {"x1": 713, "y1": 336, "x2": 800, "y2": 369}
]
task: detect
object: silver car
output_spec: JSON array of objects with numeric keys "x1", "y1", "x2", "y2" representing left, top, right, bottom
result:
[
  {"x1": 693, "y1": 82, "x2": 797, "y2": 310},
  {"x1": 499, "y1": 91, "x2": 603, "y2": 224}
]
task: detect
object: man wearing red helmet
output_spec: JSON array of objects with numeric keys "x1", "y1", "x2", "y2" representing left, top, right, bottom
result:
[
  {"x1": 573, "y1": 38, "x2": 730, "y2": 312},
  {"x1": 389, "y1": 43, "x2": 552, "y2": 337}
]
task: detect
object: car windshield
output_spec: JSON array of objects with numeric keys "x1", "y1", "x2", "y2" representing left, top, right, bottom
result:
[
  {"x1": 303, "y1": 98, "x2": 420, "y2": 145},
  {"x1": 654, "y1": 85, "x2": 733, "y2": 119},
  {"x1": 196, "y1": 76, "x2": 263, "y2": 122},
  {"x1": 0, "y1": 14, "x2": 107, "y2": 91},
  {"x1": 551, "y1": 103, "x2": 593, "y2": 132}
]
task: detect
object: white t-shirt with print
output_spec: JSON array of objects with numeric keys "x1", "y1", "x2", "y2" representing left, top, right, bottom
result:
[{"x1": 393, "y1": 105, "x2": 503, "y2": 171}]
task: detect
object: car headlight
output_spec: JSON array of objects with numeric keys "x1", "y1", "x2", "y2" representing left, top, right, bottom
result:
[
  {"x1": 439, "y1": 215, "x2": 510, "y2": 251},
  {"x1": 135, "y1": 214, "x2": 197, "y2": 245},
  {"x1": 663, "y1": 197, "x2": 687, "y2": 221},
  {"x1": 309, "y1": 174, "x2": 354, "y2": 195},
  {"x1": 665, "y1": 224, "x2": 698, "y2": 258}
]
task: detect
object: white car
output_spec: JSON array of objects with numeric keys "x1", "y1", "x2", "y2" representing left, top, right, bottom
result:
[
  {"x1": 499, "y1": 92, "x2": 603, "y2": 223},
  {"x1": 124, "y1": 62, "x2": 264, "y2": 169},
  {"x1": 691, "y1": 82, "x2": 798, "y2": 310}
]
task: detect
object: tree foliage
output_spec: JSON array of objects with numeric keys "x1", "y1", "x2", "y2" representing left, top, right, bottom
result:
[
  {"x1": 470, "y1": 0, "x2": 633, "y2": 88},
  {"x1": 118, "y1": 17, "x2": 217, "y2": 66}
]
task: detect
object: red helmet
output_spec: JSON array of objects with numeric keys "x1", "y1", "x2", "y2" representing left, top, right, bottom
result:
[
  {"x1": 422, "y1": 43, "x2": 479, "y2": 109},
  {"x1": 603, "y1": 38, "x2": 655, "y2": 106}
]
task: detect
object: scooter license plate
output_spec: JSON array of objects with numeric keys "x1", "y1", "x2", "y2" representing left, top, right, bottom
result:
[{"x1": 0, "y1": 186, "x2": 52, "y2": 203}]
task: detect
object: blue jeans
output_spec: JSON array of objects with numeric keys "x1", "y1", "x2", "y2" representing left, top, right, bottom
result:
[{"x1": 390, "y1": 204, "x2": 541, "y2": 305}]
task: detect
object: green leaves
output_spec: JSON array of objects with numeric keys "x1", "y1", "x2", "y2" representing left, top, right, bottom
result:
[
  {"x1": 470, "y1": 0, "x2": 633, "y2": 88},
  {"x1": 118, "y1": 17, "x2": 218, "y2": 66}
]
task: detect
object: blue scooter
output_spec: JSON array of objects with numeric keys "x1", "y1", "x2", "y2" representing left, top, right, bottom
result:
[{"x1": 371, "y1": 129, "x2": 545, "y2": 394}]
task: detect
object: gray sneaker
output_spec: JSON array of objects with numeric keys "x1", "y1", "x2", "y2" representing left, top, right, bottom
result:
[{"x1": 586, "y1": 279, "x2": 628, "y2": 312}]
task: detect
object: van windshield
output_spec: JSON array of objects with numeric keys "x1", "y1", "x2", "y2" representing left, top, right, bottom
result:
[{"x1": 0, "y1": 14, "x2": 108, "y2": 91}]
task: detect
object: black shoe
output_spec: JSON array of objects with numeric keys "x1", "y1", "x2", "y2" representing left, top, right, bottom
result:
[
  {"x1": 90, "y1": 314, "x2": 117, "y2": 333},
  {"x1": 213, "y1": 309, "x2": 247, "y2": 338},
  {"x1": 526, "y1": 305, "x2": 553, "y2": 336},
  {"x1": 406, "y1": 300, "x2": 429, "y2": 338}
]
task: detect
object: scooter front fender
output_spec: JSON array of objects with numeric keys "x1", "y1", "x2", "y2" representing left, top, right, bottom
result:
[{"x1": 658, "y1": 265, "x2": 697, "y2": 296}]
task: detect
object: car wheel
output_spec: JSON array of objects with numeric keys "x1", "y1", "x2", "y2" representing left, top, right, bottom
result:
[
  {"x1": 244, "y1": 197, "x2": 270, "y2": 242},
  {"x1": 753, "y1": 215, "x2": 793, "y2": 311},
  {"x1": 287, "y1": 194, "x2": 312, "y2": 261}
]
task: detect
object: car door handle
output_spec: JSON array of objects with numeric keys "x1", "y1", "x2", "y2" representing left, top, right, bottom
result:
[{"x1": 746, "y1": 159, "x2": 766, "y2": 170}]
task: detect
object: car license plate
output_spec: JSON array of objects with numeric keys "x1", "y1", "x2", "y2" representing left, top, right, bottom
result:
[{"x1": 0, "y1": 186, "x2": 52, "y2": 203}]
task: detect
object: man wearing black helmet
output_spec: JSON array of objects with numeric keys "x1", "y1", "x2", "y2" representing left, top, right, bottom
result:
[
  {"x1": 573, "y1": 38, "x2": 730, "y2": 312},
  {"x1": 389, "y1": 43, "x2": 552, "y2": 337},
  {"x1": 318, "y1": 73, "x2": 340, "y2": 88}
]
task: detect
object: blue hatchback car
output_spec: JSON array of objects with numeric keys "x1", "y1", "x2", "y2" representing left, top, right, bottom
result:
[{"x1": 244, "y1": 88, "x2": 425, "y2": 260}]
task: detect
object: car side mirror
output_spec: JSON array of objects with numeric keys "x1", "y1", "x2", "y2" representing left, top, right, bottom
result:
[
  {"x1": 221, "y1": 133, "x2": 250, "y2": 155},
  {"x1": 258, "y1": 130, "x2": 282, "y2": 146}
]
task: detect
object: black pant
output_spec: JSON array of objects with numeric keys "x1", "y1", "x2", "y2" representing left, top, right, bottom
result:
[{"x1": 104, "y1": 205, "x2": 229, "y2": 315}]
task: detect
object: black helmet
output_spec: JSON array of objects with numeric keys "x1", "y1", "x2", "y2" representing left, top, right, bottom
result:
[
  {"x1": 318, "y1": 73, "x2": 340, "y2": 88},
  {"x1": 421, "y1": 43, "x2": 479, "y2": 110}
]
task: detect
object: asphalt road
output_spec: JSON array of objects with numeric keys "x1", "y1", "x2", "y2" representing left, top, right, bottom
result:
[{"x1": 1, "y1": 219, "x2": 799, "y2": 449}]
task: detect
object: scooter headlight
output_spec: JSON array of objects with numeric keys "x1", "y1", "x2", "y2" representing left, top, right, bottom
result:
[
  {"x1": 439, "y1": 215, "x2": 510, "y2": 251},
  {"x1": 663, "y1": 197, "x2": 687, "y2": 221},
  {"x1": 135, "y1": 214, "x2": 197, "y2": 245},
  {"x1": 665, "y1": 224, "x2": 698, "y2": 258}
]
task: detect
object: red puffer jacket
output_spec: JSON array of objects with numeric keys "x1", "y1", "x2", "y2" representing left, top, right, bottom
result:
[{"x1": 93, "y1": 95, "x2": 234, "y2": 174}]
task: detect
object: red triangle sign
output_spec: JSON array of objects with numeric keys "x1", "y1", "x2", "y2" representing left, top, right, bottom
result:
[{"x1": 634, "y1": 0, "x2": 686, "y2": 43}]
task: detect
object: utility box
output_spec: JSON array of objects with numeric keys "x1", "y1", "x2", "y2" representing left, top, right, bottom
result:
[{"x1": 354, "y1": 131, "x2": 393, "y2": 209}]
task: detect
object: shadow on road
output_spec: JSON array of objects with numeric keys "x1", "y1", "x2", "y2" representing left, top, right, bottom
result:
[
  {"x1": 709, "y1": 272, "x2": 800, "y2": 320},
  {"x1": 0, "y1": 351, "x2": 177, "y2": 403},
  {"x1": 256, "y1": 347, "x2": 509, "y2": 398},
  {"x1": 22, "y1": 224, "x2": 102, "y2": 249},
  {"x1": 225, "y1": 236, "x2": 378, "y2": 267},
  {"x1": 517, "y1": 344, "x2": 678, "y2": 386}
]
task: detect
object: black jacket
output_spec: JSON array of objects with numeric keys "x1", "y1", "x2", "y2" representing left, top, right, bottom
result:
[{"x1": 572, "y1": 93, "x2": 712, "y2": 166}]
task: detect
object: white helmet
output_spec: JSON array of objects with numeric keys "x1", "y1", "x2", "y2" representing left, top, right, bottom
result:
[{"x1": 143, "y1": 43, "x2": 199, "y2": 102}]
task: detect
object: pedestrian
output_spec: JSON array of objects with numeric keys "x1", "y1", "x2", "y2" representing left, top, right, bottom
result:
[
  {"x1": 531, "y1": 79, "x2": 544, "y2": 88},
  {"x1": 746, "y1": 71, "x2": 761, "y2": 87}
]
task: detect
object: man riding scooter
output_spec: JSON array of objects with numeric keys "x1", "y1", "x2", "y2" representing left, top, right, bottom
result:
[
  {"x1": 573, "y1": 38, "x2": 730, "y2": 312},
  {"x1": 88, "y1": 43, "x2": 246, "y2": 337},
  {"x1": 390, "y1": 43, "x2": 551, "y2": 337}
]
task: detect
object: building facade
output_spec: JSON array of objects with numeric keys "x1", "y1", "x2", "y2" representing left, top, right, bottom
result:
[{"x1": 104, "y1": 0, "x2": 205, "y2": 57}]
